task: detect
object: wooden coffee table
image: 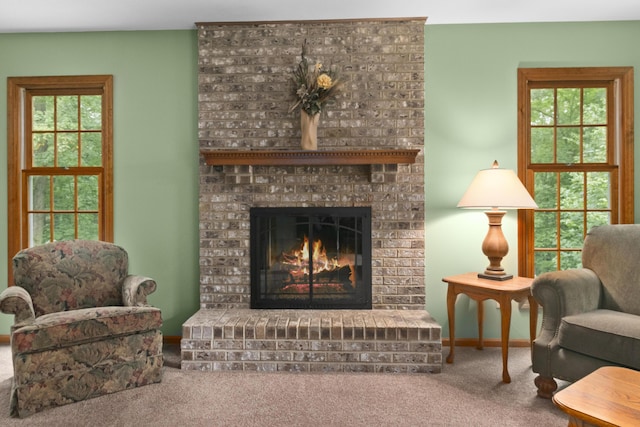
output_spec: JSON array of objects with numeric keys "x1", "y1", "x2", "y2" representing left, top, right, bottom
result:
[{"x1": 553, "y1": 366, "x2": 640, "y2": 426}]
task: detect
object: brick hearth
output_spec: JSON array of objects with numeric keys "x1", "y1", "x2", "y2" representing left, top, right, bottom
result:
[{"x1": 182, "y1": 309, "x2": 441, "y2": 373}]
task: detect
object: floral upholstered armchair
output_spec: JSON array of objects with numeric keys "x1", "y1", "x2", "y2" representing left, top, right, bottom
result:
[{"x1": 0, "y1": 240, "x2": 163, "y2": 417}]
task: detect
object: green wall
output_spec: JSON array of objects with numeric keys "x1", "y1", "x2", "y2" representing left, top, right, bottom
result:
[
  {"x1": 0, "y1": 30, "x2": 200, "y2": 336},
  {"x1": 1, "y1": 21, "x2": 639, "y2": 342},
  {"x1": 425, "y1": 21, "x2": 640, "y2": 341}
]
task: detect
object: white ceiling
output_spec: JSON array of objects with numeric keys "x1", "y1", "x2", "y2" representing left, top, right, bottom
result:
[{"x1": 1, "y1": 0, "x2": 639, "y2": 33}]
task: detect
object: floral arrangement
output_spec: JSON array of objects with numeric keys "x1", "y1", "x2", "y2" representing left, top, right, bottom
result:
[{"x1": 289, "y1": 40, "x2": 341, "y2": 117}]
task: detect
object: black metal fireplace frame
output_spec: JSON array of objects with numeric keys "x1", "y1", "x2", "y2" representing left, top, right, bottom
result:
[{"x1": 250, "y1": 206, "x2": 372, "y2": 309}]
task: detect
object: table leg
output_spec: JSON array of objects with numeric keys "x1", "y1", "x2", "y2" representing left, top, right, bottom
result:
[
  {"x1": 499, "y1": 295, "x2": 512, "y2": 383},
  {"x1": 528, "y1": 295, "x2": 538, "y2": 345},
  {"x1": 446, "y1": 286, "x2": 457, "y2": 364},
  {"x1": 477, "y1": 299, "x2": 484, "y2": 350}
]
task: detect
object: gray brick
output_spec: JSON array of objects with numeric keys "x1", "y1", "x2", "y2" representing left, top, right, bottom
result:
[{"x1": 197, "y1": 18, "x2": 427, "y2": 319}]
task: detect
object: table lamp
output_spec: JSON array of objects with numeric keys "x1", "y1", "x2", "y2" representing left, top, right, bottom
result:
[{"x1": 457, "y1": 160, "x2": 538, "y2": 281}]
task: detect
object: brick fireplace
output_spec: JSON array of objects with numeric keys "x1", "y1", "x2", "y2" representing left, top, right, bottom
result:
[{"x1": 181, "y1": 17, "x2": 442, "y2": 373}]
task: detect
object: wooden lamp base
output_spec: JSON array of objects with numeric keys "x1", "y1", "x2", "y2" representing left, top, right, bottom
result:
[{"x1": 478, "y1": 210, "x2": 512, "y2": 281}]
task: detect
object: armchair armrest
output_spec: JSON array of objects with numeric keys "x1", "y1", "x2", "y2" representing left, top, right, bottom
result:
[
  {"x1": 0, "y1": 285, "x2": 36, "y2": 324},
  {"x1": 532, "y1": 268, "x2": 601, "y2": 334},
  {"x1": 122, "y1": 275, "x2": 157, "y2": 306}
]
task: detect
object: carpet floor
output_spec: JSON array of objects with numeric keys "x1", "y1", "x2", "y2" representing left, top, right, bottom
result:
[{"x1": 0, "y1": 344, "x2": 568, "y2": 426}]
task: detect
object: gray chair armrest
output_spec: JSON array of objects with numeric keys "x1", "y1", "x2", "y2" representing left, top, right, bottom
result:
[
  {"x1": 532, "y1": 268, "x2": 601, "y2": 337},
  {"x1": 0, "y1": 285, "x2": 36, "y2": 324},
  {"x1": 531, "y1": 268, "x2": 602, "y2": 381},
  {"x1": 122, "y1": 275, "x2": 157, "y2": 306}
]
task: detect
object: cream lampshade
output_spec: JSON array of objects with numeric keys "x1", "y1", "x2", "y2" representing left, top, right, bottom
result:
[{"x1": 457, "y1": 160, "x2": 538, "y2": 281}]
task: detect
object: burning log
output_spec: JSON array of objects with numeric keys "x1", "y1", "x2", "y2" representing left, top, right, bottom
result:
[{"x1": 272, "y1": 262, "x2": 352, "y2": 286}]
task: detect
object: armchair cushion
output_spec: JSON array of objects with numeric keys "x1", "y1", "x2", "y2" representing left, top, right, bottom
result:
[
  {"x1": 582, "y1": 225, "x2": 640, "y2": 315},
  {"x1": 12, "y1": 240, "x2": 129, "y2": 316},
  {"x1": 12, "y1": 306, "x2": 162, "y2": 354},
  {"x1": 558, "y1": 309, "x2": 640, "y2": 369}
]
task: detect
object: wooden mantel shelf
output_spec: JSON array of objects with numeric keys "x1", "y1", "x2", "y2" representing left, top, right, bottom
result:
[{"x1": 200, "y1": 148, "x2": 420, "y2": 166}]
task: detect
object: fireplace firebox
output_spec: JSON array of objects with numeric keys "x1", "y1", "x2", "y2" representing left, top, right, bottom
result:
[{"x1": 250, "y1": 207, "x2": 372, "y2": 309}]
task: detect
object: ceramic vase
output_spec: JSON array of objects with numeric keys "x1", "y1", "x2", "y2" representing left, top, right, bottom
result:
[{"x1": 300, "y1": 110, "x2": 320, "y2": 150}]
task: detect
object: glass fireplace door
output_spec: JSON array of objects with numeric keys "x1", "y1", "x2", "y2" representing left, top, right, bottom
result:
[{"x1": 250, "y1": 207, "x2": 371, "y2": 309}]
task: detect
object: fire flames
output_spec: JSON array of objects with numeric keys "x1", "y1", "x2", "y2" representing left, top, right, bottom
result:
[
  {"x1": 282, "y1": 235, "x2": 339, "y2": 274},
  {"x1": 279, "y1": 235, "x2": 355, "y2": 291}
]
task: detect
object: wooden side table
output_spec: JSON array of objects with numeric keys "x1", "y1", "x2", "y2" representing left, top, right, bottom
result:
[
  {"x1": 442, "y1": 272, "x2": 537, "y2": 383},
  {"x1": 553, "y1": 366, "x2": 640, "y2": 426}
]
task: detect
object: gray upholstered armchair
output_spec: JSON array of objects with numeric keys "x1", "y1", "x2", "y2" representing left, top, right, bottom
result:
[
  {"x1": 531, "y1": 224, "x2": 640, "y2": 398},
  {"x1": 0, "y1": 240, "x2": 163, "y2": 417}
]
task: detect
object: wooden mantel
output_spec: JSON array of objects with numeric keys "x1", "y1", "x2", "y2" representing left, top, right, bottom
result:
[{"x1": 200, "y1": 148, "x2": 420, "y2": 166}]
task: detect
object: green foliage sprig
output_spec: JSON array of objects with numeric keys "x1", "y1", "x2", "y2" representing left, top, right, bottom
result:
[{"x1": 289, "y1": 40, "x2": 342, "y2": 117}]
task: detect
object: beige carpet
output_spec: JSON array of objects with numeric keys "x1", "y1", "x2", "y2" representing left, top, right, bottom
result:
[{"x1": 0, "y1": 344, "x2": 567, "y2": 426}]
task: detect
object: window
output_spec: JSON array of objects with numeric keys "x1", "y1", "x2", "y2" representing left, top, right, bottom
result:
[
  {"x1": 517, "y1": 67, "x2": 634, "y2": 277},
  {"x1": 7, "y1": 76, "x2": 113, "y2": 283}
]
